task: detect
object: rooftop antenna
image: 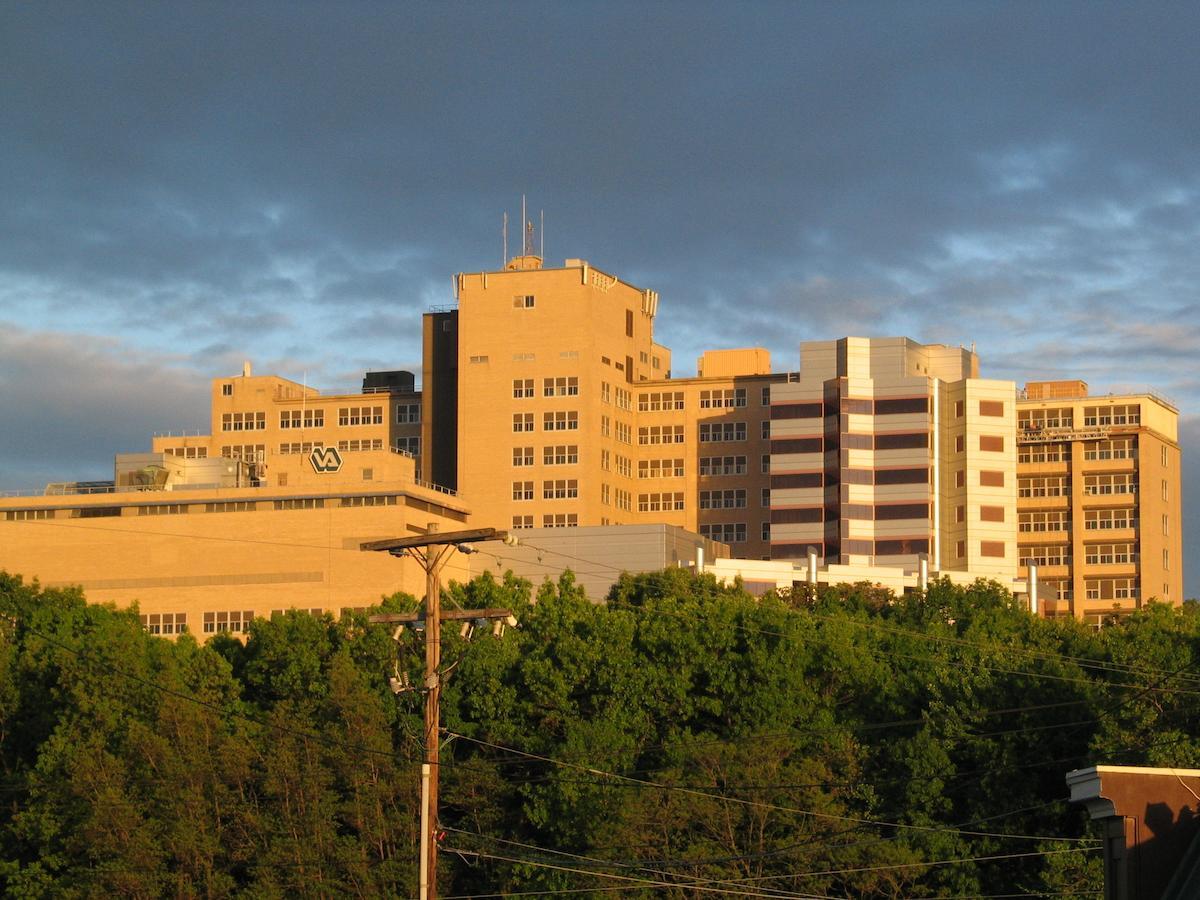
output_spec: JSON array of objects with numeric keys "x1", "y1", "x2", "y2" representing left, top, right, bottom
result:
[{"x1": 522, "y1": 194, "x2": 534, "y2": 256}]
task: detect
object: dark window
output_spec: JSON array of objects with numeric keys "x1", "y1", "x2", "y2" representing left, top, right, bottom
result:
[
  {"x1": 771, "y1": 473, "x2": 823, "y2": 489},
  {"x1": 980, "y1": 505, "x2": 1005, "y2": 522},
  {"x1": 625, "y1": 309, "x2": 634, "y2": 337},
  {"x1": 980, "y1": 400, "x2": 1004, "y2": 417},
  {"x1": 875, "y1": 503, "x2": 930, "y2": 520},
  {"x1": 980, "y1": 470, "x2": 1005, "y2": 487},
  {"x1": 842, "y1": 468, "x2": 873, "y2": 485},
  {"x1": 875, "y1": 538, "x2": 930, "y2": 556},
  {"x1": 844, "y1": 539, "x2": 874, "y2": 555},
  {"x1": 874, "y1": 432, "x2": 929, "y2": 450},
  {"x1": 841, "y1": 433, "x2": 872, "y2": 450},
  {"x1": 842, "y1": 504, "x2": 873, "y2": 519},
  {"x1": 841, "y1": 398, "x2": 873, "y2": 415},
  {"x1": 981, "y1": 540, "x2": 1006, "y2": 557},
  {"x1": 770, "y1": 507, "x2": 823, "y2": 524},
  {"x1": 78, "y1": 506, "x2": 122, "y2": 518},
  {"x1": 771, "y1": 402, "x2": 823, "y2": 419},
  {"x1": 874, "y1": 397, "x2": 929, "y2": 415},
  {"x1": 772, "y1": 543, "x2": 820, "y2": 559},
  {"x1": 874, "y1": 467, "x2": 929, "y2": 485},
  {"x1": 980, "y1": 435, "x2": 1004, "y2": 452},
  {"x1": 771, "y1": 438, "x2": 822, "y2": 454}
]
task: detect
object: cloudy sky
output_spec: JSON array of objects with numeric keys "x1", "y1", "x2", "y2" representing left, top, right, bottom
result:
[{"x1": 2, "y1": 2, "x2": 1197, "y2": 595}]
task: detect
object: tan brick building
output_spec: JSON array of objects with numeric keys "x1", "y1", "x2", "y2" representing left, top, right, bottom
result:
[{"x1": 1016, "y1": 381, "x2": 1183, "y2": 620}]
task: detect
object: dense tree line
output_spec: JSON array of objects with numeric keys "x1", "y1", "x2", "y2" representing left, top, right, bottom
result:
[{"x1": 2, "y1": 567, "x2": 1198, "y2": 897}]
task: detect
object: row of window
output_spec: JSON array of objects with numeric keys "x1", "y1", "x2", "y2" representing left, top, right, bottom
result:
[
  {"x1": 638, "y1": 492, "x2": 686, "y2": 512},
  {"x1": 512, "y1": 377, "x2": 580, "y2": 398},
  {"x1": 512, "y1": 411, "x2": 580, "y2": 431},
  {"x1": 513, "y1": 445, "x2": 579, "y2": 466},
  {"x1": 338, "y1": 406, "x2": 384, "y2": 426},
  {"x1": 1019, "y1": 408, "x2": 1074, "y2": 430},
  {"x1": 511, "y1": 514, "x2": 579, "y2": 529},
  {"x1": 511, "y1": 480, "x2": 580, "y2": 500},
  {"x1": 221, "y1": 411, "x2": 267, "y2": 431}
]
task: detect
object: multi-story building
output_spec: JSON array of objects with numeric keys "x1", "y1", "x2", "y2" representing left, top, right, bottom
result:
[
  {"x1": 421, "y1": 255, "x2": 783, "y2": 559},
  {"x1": 768, "y1": 337, "x2": 1018, "y2": 577},
  {"x1": 1016, "y1": 381, "x2": 1183, "y2": 620},
  {"x1": 151, "y1": 363, "x2": 425, "y2": 486}
]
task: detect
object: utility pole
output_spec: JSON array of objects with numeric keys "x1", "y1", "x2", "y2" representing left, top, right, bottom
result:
[{"x1": 361, "y1": 526, "x2": 517, "y2": 900}]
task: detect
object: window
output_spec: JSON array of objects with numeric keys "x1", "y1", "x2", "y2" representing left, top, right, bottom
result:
[
  {"x1": 1084, "y1": 543, "x2": 1134, "y2": 565},
  {"x1": 543, "y1": 445, "x2": 579, "y2": 466},
  {"x1": 1083, "y1": 404, "x2": 1140, "y2": 427},
  {"x1": 513, "y1": 446, "x2": 534, "y2": 467},
  {"x1": 280, "y1": 409, "x2": 324, "y2": 429},
  {"x1": 513, "y1": 413, "x2": 534, "y2": 432},
  {"x1": 761, "y1": 420, "x2": 770, "y2": 439},
  {"x1": 340, "y1": 495, "x2": 396, "y2": 508},
  {"x1": 221, "y1": 383, "x2": 232, "y2": 396},
  {"x1": 1019, "y1": 511, "x2": 1070, "y2": 532},
  {"x1": 543, "y1": 376, "x2": 580, "y2": 397},
  {"x1": 205, "y1": 501, "x2": 255, "y2": 513},
  {"x1": 637, "y1": 391, "x2": 684, "y2": 411},
  {"x1": 1162, "y1": 445, "x2": 1169, "y2": 467},
  {"x1": 1018, "y1": 475, "x2": 1068, "y2": 497},
  {"x1": 280, "y1": 441, "x2": 324, "y2": 455},
  {"x1": 761, "y1": 386, "x2": 771, "y2": 406},
  {"x1": 1019, "y1": 408, "x2": 1074, "y2": 431},
  {"x1": 762, "y1": 454, "x2": 770, "y2": 474},
  {"x1": 762, "y1": 521, "x2": 771, "y2": 541},
  {"x1": 163, "y1": 446, "x2": 208, "y2": 459},
  {"x1": 543, "y1": 513, "x2": 579, "y2": 528},
  {"x1": 543, "y1": 411, "x2": 579, "y2": 431},
  {"x1": 1083, "y1": 437, "x2": 1134, "y2": 460},
  {"x1": 601, "y1": 415, "x2": 611, "y2": 438},
  {"x1": 274, "y1": 498, "x2": 324, "y2": 510},
  {"x1": 615, "y1": 488, "x2": 632, "y2": 511},
  {"x1": 873, "y1": 468, "x2": 929, "y2": 485},
  {"x1": 980, "y1": 505, "x2": 1005, "y2": 522},
  {"x1": 980, "y1": 400, "x2": 1004, "y2": 417},
  {"x1": 615, "y1": 422, "x2": 632, "y2": 444},
  {"x1": 1162, "y1": 514, "x2": 1169, "y2": 536},
  {"x1": 980, "y1": 435, "x2": 1004, "y2": 452},
  {"x1": 395, "y1": 403, "x2": 420, "y2": 424},
  {"x1": 954, "y1": 400, "x2": 964, "y2": 418},
  {"x1": 874, "y1": 397, "x2": 929, "y2": 415},
  {"x1": 955, "y1": 506, "x2": 965, "y2": 523},
  {"x1": 336, "y1": 439, "x2": 383, "y2": 452},
  {"x1": 138, "y1": 504, "x2": 187, "y2": 517},
  {"x1": 203, "y1": 610, "x2": 254, "y2": 635},
  {"x1": 638, "y1": 458, "x2": 685, "y2": 478},
  {"x1": 5, "y1": 509, "x2": 56, "y2": 521},
  {"x1": 512, "y1": 481, "x2": 534, "y2": 501},
  {"x1": 637, "y1": 492, "x2": 685, "y2": 512},
  {"x1": 141, "y1": 612, "x2": 187, "y2": 636},
  {"x1": 513, "y1": 294, "x2": 535, "y2": 308},
  {"x1": 337, "y1": 406, "x2": 383, "y2": 426},
  {"x1": 469, "y1": 355, "x2": 489, "y2": 364},
  {"x1": 601, "y1": 484, "x2": 610, "y2": 505},
  {"x1": 698, "y1": 455, "x2": 747, "y2": 476},
  {"x1": 1084, "y1": 509, "x2": 1134, "y2": 530},
  {"x1": 1021, "y1": 545, "x2": 1069, "y2": 566},
  {"x1": 543, "y1": 479, "x2": 579, "y2": 500},
  {"x1": 699, "y1": 422, "x2": 747, "y2": 443},
  {"x1": 980, "y1": 471, "x2": 1005, "y2": 488},
  {"x1": 955, "y1": 471, "x2": 965, "y2": 488},
  {"x1": 699, "y1": 389, "x2": 747, "y2": 409},
  {"x1": 1084, "y1": 578, "x2": 1138, "y2": 601},
  {"x1": 700, "y1": 523, "x2": 747, "y2": 543},
  {"x1": 601, "y1": 449, "x2": 611, "y2": 471},
  {"x1": 771, "y1": 402, "x2": 823, "y2": 419},
  {"x1": 956, "y1": 540, "x2": 966, "y2": 559},
  {"x1": 761, "y1": 488, "x2": 771, "y2": 507},
  {"x1": 614, "y1": 387, "x2": 633, "y2": 410},
  {"x1": 1019, "y1": 443, "x2": 1066, "y2": 463},
  {"x1": 221, "y1": 411, "x2": 266, "y2": 432},
  {"x1": 1163, "y1": 549, "x2": 1170, "y2": 571},
  {"x1": 601, "y1": 382, "x2": 611, "y2": 404},
  {"x1": 875, "y1": 433, "x2": 929, "y2": 450},
  {"x1": 1083, "y1": 474, "x2": 1137, "y2": 496},
  {"x1": 616, "y1": 455, "x2": 632, "y2": 478},
  {"x1": 1162, "y1": 480, "x2": 1169, "y2": 501},
  {"x1": 513, "y1": 378, "x2": 534, "y2": 399},
  {"x1": 512, "y1": 515, "x2": 533, "y2": 529},
  {"x1": 394, "y1": 436, "x2": 421, "y2": 456},
  {"x1": 625, "y1": 309, "x2": 634, "y2": 337},
  {"x1": 639, "y1": 425, "x2": 685, "y2": 445},
  {"x1": 698, "y1": 489, "x2": 747, "y2": 509}
]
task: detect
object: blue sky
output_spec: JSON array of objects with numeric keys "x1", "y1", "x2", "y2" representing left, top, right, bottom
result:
[{"x1": 1, "y1": 1, "x2": 1197, "y2": 595}]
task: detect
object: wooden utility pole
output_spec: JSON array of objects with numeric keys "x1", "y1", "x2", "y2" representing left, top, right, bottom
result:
[{"x1": 362, "y1": 526, "x2": 516, "y2": 900}]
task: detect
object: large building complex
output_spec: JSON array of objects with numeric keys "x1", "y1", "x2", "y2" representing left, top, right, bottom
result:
[{"x1": 0, "y1": 249, "x2": 1185, "y2": 630}]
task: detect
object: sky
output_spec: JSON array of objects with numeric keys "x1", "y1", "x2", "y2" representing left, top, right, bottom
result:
[{"x1": 1, "y1": 1, "x2": 1197, "y2": 596}]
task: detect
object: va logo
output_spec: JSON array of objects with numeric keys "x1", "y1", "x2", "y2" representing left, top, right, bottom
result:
[{"x1": 309, "y1": 446, "x2": 343, "y2": 473}]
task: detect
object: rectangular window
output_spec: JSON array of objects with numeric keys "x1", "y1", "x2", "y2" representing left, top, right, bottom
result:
[
  {"x1": 637, "y1": 391, "x2": 684, "y2": 411},
  {"x1": 336, "y1": 406, "x2": 383, "y2": 426},
  {"x1": 1083, "y1": 543, "x2": 1134, "y2": 565},
  {"x1": 395, "y1": 403, "x2": 421, "y2": 424},
  {"x1": 512, "y1": 515, "x2": 533, "y2": 529},
  {"x1": 543, "y1": 410, "x2": 580, "y2": 431},
  {"x1": 542, "y1": 479, "x2": 579, "y2": 500},
  {"x1": 625, "y1": 309, "x2": 634, "y2": 337},
  {"x1": 336, "y1": 439, "x2": 383, "y2": 452},
  {"x1": 203, "y1": 610, "x2": 254, "y2": 635},
  {"x1": 698, "y1": 455, "x2": 748, "y2": 476},
  {"x1": 875, "y1": 538, "x2": 930, "y2": 556},
  {"x1": 980, "y1": 505, "x2": 1005, "y2": 522},
  {"x1": 638, "y1": 425, "x2": 685, "y2": 445},
  {"x1": 636, "y1": 492, "x2": 685, "y2": 512},
  {"x1": 513, "y1": 378, "x2": 534, "y2": 399},
  {"x1": 140, "y1": 612, "x2": 188, "y2": 636},
  {"x1": 1022, "y1": 545, "x2": 1071, "y2": 566},
  {"x1": 979, "y1": 400, "x2": 1004, "y2": 417},
  {"x1": 875, "y1": 433, "x2": 930, "y2": 450},
  {"x1": 394, "y1": 436, "x2": 421, "y2": 456},
  {"x1": 543, "y1": 376, "x2": 580, "y2": 397},
  {"x1": 770, "y1": 402, "x2": 823, "y2": 419},
  {"x1": 874, "y1": 397, "x2": 929, "y2": 415},
  {"x1": 273, "y1": 498, "x2": 324, "y2": 510},
  {"x1": 513, "y1": 294, "x2": 535, "y2": 308},
  {"x1": 543, "y1": 513, "x2": 579, "y2": 528},
  {"x1": 543, "y1": 445, "x2": 579, "y2": 466},
  {"x1": 954, "y1": 400, "x2": 964, "y2": 418},
  {"x1": 955, "y1": 470, "x2": 966, "y2": 488},
  {"x1": 874, "y1": 468, "x2": 929, "y2": 485},
  {"x1": 222, "y1": 383, "x2": 232, "y2": 396},
  {"x1": 513, "y1": 413, "x2": 534, "y2": 432},
  {"x1": 980, "y1": 541, "x2": 1005, "y2": 559},
  {"x1": 699, "y1": 389, "x2": 747, "y2": 409},
  {"x1": 956, "y1": 540, "x2": 966, "y2": 559},
  {"x1": 698, "y1": 489, "x2": 747, "y2": 509},
  {"x1": 513, "y1": 446, "x2": 534, "y2": 467},
  {"x1": 874, "y1": 503, "x2": 930, "y2": 520},
  {"x1": 699, "y1": 523, "x2": 747, "y2": 544},
  {"x1": 762, "y1": 454, "x2": 770, "y2": 474},
  {"x1": 1018, "y1": 475, "x2": 1069, "y2": 497},
  {"x1": 638, "y1": 458, "x2": 686, "y2": 478},
  {"x1": 1082, "y1": 474, "x2": 1137, "y2": 496},
  {"x1": 512, "y1": 481, "x2": 534, "y2": 501},
  {"x1": 1084, "y1": 509, "x2": 1134, "y2": 530},
  {"x1": 1019, "y1": 510, "x2": 1070, "y2": 532},
  {"x1": 980, "y1": 471, "x2": 1005, "y2": 487},
  {"x1": 469, "y1": 355, "x2": 489, "y2": 364},
  {"x1": 698, "y1": 422, "x2": 748, "y2": 443},
  {"x1": 761, "y1": 487, "x2": 771, "y2": 507},
  {"x1": 979, "y1": 435, "x2": 1004, "y2": 452}
]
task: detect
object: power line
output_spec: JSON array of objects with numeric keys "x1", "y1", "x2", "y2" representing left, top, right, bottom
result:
[{"x1": 444, "y1": 731, "x2": 1096, "y2": 845}]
